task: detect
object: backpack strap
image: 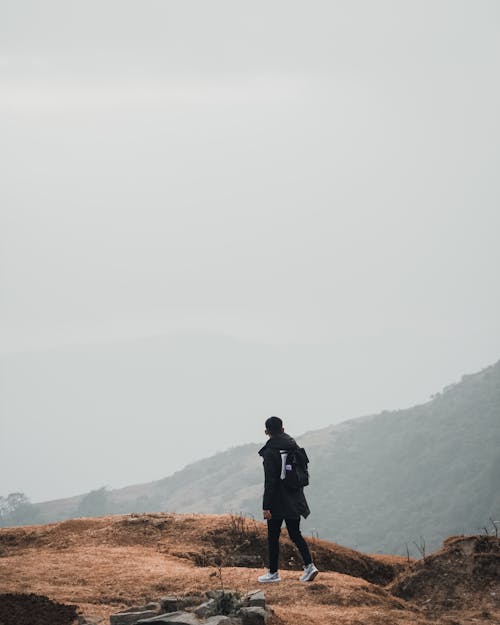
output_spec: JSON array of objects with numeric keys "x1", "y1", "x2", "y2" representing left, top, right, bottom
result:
[{"x1": 279, "y1": 450, "x2": 288, "y2": 480}]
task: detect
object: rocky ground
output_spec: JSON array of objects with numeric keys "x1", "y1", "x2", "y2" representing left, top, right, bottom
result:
[{"x1": 0, "y1": 513, "x2": 498, "y2": 625}]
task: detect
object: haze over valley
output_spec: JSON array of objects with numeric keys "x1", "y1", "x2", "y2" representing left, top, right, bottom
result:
[{"x1": 4, "y1": 357, "x2": 499, "y2": 558}]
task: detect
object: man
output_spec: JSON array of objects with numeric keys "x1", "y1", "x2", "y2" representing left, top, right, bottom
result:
[{"x1": 257, "y1": 416, "x2": 319, "y2": 583}]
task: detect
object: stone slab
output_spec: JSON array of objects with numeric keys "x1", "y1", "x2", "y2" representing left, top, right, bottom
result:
[
  {"x1": 194, "y1": 599, "x2": 217, "y2": 618},
  {"x1": 204, "y1": 617, "x2": 241, "y2": 625},
  {"x1": 159, "y1": 597, "x2": 179, "y2": 613},
  {"x1": 243, "y1": 591, "x2": 265, "y2": 608},
  {"x1": 136, "y1": 611, "x2": 201, "y2": 625},
  {"x1": 110, "y1": 609, "x2": 160, "y2": 625},
  {"x1": 78, "y1": 616, "x2": 102, "y2": 625},
  {"x1": 238, "y1": 607, "x2": 267, "y2": 625}
]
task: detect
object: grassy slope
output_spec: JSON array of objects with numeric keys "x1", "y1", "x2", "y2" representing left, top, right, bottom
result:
[{"x1": 1, "y1": 514, "x2": 498, "y2": 625}]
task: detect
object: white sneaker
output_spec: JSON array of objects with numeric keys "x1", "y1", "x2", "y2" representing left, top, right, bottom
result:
[
  {"x1": 300, "y1": 563, "x2": 319, "y2": 582},
  {"x1": 258, "y1": 571, "x2": 281, "y2": 583}
]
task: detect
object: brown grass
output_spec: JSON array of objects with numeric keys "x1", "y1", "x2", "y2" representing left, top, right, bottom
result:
[
  {"x1": 0, "y1": 514, "x2": 496, "y2": 625},
  {"x1": 389, "y1": 534, "x2": 500, "y2": 617}
]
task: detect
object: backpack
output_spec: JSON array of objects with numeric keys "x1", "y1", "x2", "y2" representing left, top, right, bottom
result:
[{"x1": 280, "y1": 447, "x2": 310, "y2": 490}]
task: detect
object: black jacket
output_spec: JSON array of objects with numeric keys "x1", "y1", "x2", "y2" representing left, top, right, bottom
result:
[{"x1": 258, "y1": 432, "x2": 310, "y2": 519}]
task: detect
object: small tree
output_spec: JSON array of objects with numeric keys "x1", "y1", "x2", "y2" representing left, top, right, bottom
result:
[
  {"x1": 0, "y1": 492, "x2": 40, "y2": 527},
  {"x1": 413, "y1": 536, "x2": 426, "y2": 562},
  {"x1": 489, "y1": 518, "x2": 498, "y2": 538}
]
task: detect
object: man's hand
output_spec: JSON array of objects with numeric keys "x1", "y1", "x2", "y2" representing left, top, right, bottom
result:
[{"x1": 263, "y1": 509, "x2": 272, "y2": 520}]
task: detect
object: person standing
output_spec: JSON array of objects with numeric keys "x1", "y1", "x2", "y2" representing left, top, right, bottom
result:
[{"x1": 257, "y1": 416, "x2": 319, "y2": 583}]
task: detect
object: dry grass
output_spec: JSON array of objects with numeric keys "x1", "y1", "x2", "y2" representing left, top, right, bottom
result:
[{"x1": 0, "y1": 514, "x2": 496, "y2": 625}]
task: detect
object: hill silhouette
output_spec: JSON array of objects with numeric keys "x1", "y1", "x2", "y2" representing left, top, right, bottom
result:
[
  {"x1": 20, "y1": 358, "x2": 500, "y2": 556},
  {"x1": 1, "y1": 331, "x2": 485, "y2": 505}
]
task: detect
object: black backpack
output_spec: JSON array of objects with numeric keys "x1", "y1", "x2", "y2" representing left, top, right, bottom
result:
[{"x1": 280, "y1": 447, "x2": 310, "y2": 491}]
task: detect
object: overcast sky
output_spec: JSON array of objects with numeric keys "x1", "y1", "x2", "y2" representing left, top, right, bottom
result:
[{"x1": 1, "y1": 1, "x2": 500, "y2": 502}]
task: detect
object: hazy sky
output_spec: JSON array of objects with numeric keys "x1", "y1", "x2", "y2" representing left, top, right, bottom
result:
[{"x1": 1, "y1": 1, "x2": 500, "y2": 502}]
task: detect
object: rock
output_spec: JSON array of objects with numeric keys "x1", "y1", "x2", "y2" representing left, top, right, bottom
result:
[
  {"x1": 110, "y1": 609, "x2": 161, "y2": 625},
  {"x1": 182, "y1": 596, "x2": 205, "y2": 610},
  {"x1": 126, "y1": 517, "x2": 147, "y2": 525},
  {"x1": 159, "y1": 596, "x2": 203, "y2": 613},
  {"x1": 136, "y1": 612, "x2": 201, "y2": 625},
  {"x1": 205, "y1": 590, "x2": 242, "y2": 614},
  {"x1": 206, "y1": 590, "x2": 225, "y2": 600},
  {"x1": 204, "y1": 617, "x2": 241, "y2": 625},
  {"x1": 237, "y1": 607, "x2": 268, "y2": 625},
  {"x1": 159, "y1": 597, "x2": 179, "y2": 613},
  {"x1": 152, "y1": 519, "x2": 169, "y2": 529},
  {"x1": 181, "y1": 596, "x2": 204, "y2": 608},
  {"x1": 243, "y1": 591, "x2": 265, "y2": 608},
  {"x1": 194, "y1": 599, "x2": 217, "y2": 618},
  {"x1": 78, "y1": 616, "x2": 102, "y2": 625},
  {"x1": 119, "y1": 604, "x2": 161, "y2": 615}
]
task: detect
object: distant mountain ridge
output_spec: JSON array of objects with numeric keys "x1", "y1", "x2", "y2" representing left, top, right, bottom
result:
[
  {"x1": 9, "y1": 359, "x2": 500, "y2": 556},
  {"x1": 3, "y1": 330, "x2": 489, "y2": 504}
]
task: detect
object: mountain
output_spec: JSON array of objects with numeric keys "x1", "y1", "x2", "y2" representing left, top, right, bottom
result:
[
  {"x1": 1, "y1": 331, "x2": 488, "y2": 504},
  {"x1": 22, "y1": 359, "x2": 500, "y2": 556}
]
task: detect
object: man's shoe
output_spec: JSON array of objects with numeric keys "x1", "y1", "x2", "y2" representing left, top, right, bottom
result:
[
  {"x1": 300, "y1": 563, "x2": 319, "y2": 582},
  {"x1": 258, "y1": 571, "x2": 281, "y2": 583}
]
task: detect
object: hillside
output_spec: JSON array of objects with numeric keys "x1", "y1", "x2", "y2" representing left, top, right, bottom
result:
[
  {"x1": 24, "y1": 359, "x2": 500, "y2": 556},
  {"x1": 1, "y1": 331, "x2": 484, "y2": 504},
  {"x1": 1, "y1": 514, "x2": 499, "y2": 625}
]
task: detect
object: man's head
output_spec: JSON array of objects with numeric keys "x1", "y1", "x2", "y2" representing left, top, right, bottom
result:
[{"x1": 265, "y1": 416, "x2": 284, "y2": 437}]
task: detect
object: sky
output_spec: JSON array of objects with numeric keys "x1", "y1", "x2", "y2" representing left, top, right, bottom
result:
[{"x1": 1, "y1": 1, "x2": 500, "y2": 502}]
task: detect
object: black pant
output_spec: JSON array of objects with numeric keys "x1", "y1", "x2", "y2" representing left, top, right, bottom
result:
[{"x1": 267, "y1": 517, "x2": 312, "y2": 573}]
